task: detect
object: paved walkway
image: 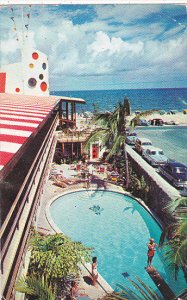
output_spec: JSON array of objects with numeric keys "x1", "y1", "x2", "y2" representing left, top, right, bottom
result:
[{"x1": 36, "y1": 163, "x2": 123, "y2": 299}]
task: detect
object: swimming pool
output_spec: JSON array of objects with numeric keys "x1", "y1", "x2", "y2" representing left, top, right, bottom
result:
[{"x1": 49, "y1": 190, "x2": 186, "y2": 295}]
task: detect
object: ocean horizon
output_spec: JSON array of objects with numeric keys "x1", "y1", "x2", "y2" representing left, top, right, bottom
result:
[{"x1": 52, "y1": 87, "x2": 187, "y2": 113}]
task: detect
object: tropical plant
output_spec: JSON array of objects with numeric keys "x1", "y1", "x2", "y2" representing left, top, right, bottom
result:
[
  {"x1": 15, "y1": 275, "x2": 56, "y2": 300},
  {"x1": 29, "y1": 231, "x2": 92, "y2": 287},
  {"x1": 159, "y1": 197, "x2": 187, "y2": 279},
  {"x1": 100, "y1": 276, "x2": 163, "y2": 300},
  {"x1": 127, "y1": 165, "x2": 149, "y2": 202},
  {"x1": 85, "y1": 100, "x2": 129, "y2": 187}
]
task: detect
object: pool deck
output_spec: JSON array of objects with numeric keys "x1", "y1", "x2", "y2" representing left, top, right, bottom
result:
[{"x1": 36, "y1": 163, "x2": 123, "y2": 299}]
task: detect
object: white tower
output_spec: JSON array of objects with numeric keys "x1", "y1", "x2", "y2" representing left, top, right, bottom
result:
[{"x1": 0, "y1": 47, "x2": 49, "y2": 96}]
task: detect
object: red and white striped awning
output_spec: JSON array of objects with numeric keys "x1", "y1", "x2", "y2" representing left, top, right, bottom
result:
[{"x1": 0, "y1": 94, "x2": 60, "y2": 172}]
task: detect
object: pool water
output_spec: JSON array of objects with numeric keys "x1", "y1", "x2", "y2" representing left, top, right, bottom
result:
[{"x1": 50, "y1": 190, "x2": 186, "y2": 295}]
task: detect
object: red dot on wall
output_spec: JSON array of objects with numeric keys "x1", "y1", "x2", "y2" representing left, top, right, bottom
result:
[
  {"x1": 32, "y1": 52, "x2": 39, "y2": 60},
  {"x1": 15, "y1": 87, "x2": 20, "y2": 93},
  {"x1": 40, "y1": 82, "x2": 47, "y2": 92}
]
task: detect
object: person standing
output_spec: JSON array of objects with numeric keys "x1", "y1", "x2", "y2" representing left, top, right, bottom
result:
[
  {"x1": 88, "y1": 164, "x2": 94, "y2": 176},
  {"x1": 147, "y1": 238, "x2": 157, "y2": 267},
  {"x1": 92, "y1": 257, "x2": 98, "y2": 287},
  {"x1": 70, "y1": 281, "x2": 78, "y2": 300},
  {"x1": 70, "y1": 281, "x2": 87, "y2": 300}
]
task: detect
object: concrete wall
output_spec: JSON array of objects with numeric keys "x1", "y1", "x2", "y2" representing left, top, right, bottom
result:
[{"x1": 126, "y1": 145, "x2": 180, "y2": 227}]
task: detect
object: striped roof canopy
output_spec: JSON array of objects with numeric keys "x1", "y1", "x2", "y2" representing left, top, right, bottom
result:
[{"x1": 0, "y1": 94, "x2": 60, "y2": 172}]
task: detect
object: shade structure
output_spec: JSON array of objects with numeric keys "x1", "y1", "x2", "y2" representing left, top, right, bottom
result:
[{"x1": 0, "y1": 93, "x2": 60, "y2": 172}]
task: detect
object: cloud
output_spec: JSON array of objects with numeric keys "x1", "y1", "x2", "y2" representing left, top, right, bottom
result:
[
  {"x1": 95, "y1": 5, "x2": 163, "y2": 24},
  {"x1": 0, "y1": 4, "x2": 186, "y2": 89}
]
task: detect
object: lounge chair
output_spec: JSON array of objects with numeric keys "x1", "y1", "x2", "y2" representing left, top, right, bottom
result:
[{"x1": 52, "y1": 177, "x2": 68, "y2": 188}]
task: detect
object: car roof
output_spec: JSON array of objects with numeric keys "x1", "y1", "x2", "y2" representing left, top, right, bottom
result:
[
  {"x1": 144, "y1": 146, "x2": 163, "y2": 152},
  {"x1": 136, "y1": 137, "x2": 152, "y2": 142}
]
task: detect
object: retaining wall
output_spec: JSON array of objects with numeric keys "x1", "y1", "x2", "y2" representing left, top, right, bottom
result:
[{"x1": 126, "y1": 145, "x2": 180, "y2": 227}]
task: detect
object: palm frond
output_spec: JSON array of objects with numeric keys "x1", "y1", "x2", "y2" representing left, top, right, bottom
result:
[
  {"x1": 116, "y1": 283, "x2": 145, "y2": 300},
  {"x1": 166, "y1": 197, "x2": 187, "y2": 214},
  {"x1": 134, "y1": 276, "x2": 162, "y2": 300},
  {"x1": 159, "y1": 223, "x2": 178, "y2": 246},
  {"x1": 84, "y1": 128, "x2": 108, "y2": 149},
  {"x1": 15, "y1": 276, "x2": 56, "y2": 300},
  {"x1": 106, "y1": 135, "x2": 124, "y2": 159},
  {"x1": 177, "y1": 220, "x2": 187, "y2": 236},
  {"x1": 127, "y1": 278, "x2": 154, "y2": 300}
]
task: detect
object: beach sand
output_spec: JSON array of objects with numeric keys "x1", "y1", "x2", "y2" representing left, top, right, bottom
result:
[
  {"x1": 127, "y1": 111, "x2": 187, "y2": 126},
  {"x1": 76, "y1": 112, "x2": 187, "y2": 130}
]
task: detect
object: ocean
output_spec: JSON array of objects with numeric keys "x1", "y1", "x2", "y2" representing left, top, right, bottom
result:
[
  {"x1": 52, "y1": 87, "x2": 187, "y2": 113},
  {"x1": 53, "y1": 88, "x2": 187, "y2": 165}
]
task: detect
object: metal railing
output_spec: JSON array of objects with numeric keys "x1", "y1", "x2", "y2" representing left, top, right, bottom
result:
[{"x1": 0, "y1": 114, "x2": 58, "y2": 282}]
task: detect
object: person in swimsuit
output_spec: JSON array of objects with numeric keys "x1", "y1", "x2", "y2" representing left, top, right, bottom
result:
[
  {"x1": 70, "y1": 281, "x2": 87, "y2": 300},
  {"x1": 70, "y1": 281, "x2": 78, "y2": 300},
  {"x1": 147, "y1": 238, "x2": 157, "y2": 267},
  {"x1": 92, "y1": 257, "x2": 98, "y2": 287}
]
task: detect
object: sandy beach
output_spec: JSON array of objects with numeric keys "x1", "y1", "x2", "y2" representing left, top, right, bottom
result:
[
  {"x1": 75, "y1": 112, "x2": 187, "y2": 131},
  {"x1": 128, "y1": 111, "x2": 187, "y2": 126}
]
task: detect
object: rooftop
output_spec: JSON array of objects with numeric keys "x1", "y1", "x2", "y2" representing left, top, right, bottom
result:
[{"x1": 0, "y1": 93, "x2": 85, "y2": 172}]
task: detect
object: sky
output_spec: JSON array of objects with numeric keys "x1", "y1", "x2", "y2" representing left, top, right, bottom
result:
[{"x1": 0, "y1": 4, "x2": 187, "y2": 91}]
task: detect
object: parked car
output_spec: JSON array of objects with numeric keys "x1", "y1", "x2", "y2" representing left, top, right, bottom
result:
[
  {"x1": 150, "y1": 118, "x2": 164, "y2": 126},
  {"x1": 180, "y1": 185, "x2": 187, "y2": 196},
  {"x1": 167, "y1": 110, "x2": 178, "y2": 115},
  {"x1": 159, "y1": 161, "x2": 187, "y2": 188},
  {"x1": 135, "y1": 137, "x2": 152, "y2": 154},
  {"x1": 126, "y1": 135, "x2": 137, "y2": 145},
  {"x1": 135, "y1": 119, "x2": 150, "y2": 126},
  {"x1": 159, "y1": 110, "x2": 166, "y2": 115},
  {"x1": 140, "y1": 119, "x2": 150, "y2": 126},
  {"x1": 142, "y1": 146, "x2": 168, "y2": 167},
  {"x1": 164, "y1": 120, "x2": 179, "y2": 125},
  {"x1": 135, "y1": 110, "x2": 141, "y2": 115}
]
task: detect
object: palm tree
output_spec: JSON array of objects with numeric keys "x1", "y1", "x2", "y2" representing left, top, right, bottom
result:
[
  {"x1": 85, "y1": 100, "x2": 157, "y2": 189},
  {"x1": 85, "y1": 101, "x2": 130, "y2": 187},
  {"x1": 159, "y1": 197, "x2": 187, "y2": 279},
  {"x1": 15, "y1": 276, "x2": 56, "y2": 300}
]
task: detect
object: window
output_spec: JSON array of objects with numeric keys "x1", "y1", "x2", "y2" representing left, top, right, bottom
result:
[
  {"x1": 175, "y1": 167, "x2": 186, "y2": 174},
  {"x1": 151, "y1": 151, "x2": 156, "y2": 155},
  {"x1": 143, "y1": 142, "x2": 152, "y2": 145}
]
